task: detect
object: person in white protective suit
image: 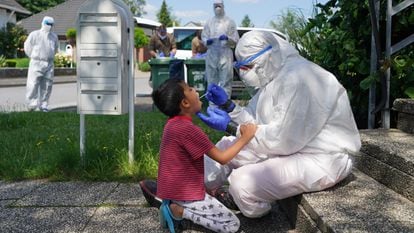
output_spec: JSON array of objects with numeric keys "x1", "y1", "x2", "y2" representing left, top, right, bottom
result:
[
  {"x1": 24, "y1": 16, "x2": 58, "y2": 112},
  {"x1": 201, "y1": 0, "x2": 239, "y2": 99},
  {"x1": 197, "y1": 30, "x2": 361, "y2": 218}
]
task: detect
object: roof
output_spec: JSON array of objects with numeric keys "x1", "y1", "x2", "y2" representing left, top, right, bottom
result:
[
  {"x1": 18, "y1": 0, "x2": 87, "y2": 36},
  {"x1": 18, "y1": 0, "x2": 161, "y2": 37},
  {"x1": 0, "y1": 0, "x2": 31, "y2": 15},
  {"x1": 135, "y1": 17, "x2": 161, "y2": 28},
  {"x1": 184, "y1": 21, "x2": 204, "y2": 27}
]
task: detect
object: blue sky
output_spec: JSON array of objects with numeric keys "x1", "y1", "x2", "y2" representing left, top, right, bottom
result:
[{"x1": 143, "y1": 0, "x2": 328, "y2": 28}]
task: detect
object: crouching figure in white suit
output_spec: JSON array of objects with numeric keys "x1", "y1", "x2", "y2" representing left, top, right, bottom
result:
[{"x1": 197, "y1": 30, "x2": 361, "y2": 218}]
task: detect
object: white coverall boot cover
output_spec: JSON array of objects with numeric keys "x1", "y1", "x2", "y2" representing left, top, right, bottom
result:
[
  {"x1": 24, "y1": 16, "x2": 58, "y2": 111},
  {"x1": 204, "y1": 31, "x2": 361, "y2": 218}
]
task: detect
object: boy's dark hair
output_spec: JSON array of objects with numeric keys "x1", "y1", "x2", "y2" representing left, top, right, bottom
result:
[{"x1": 152, "y1": 78, "x2": 185, "y2": 117}]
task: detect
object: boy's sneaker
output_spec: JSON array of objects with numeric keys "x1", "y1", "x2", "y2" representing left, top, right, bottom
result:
[
  {"x1": 139, "y1": 179, "x2": 162, "y2": 208},
  {"x1": 40, "y1": 107, "x2": 49, "y2": 112},
  {"x1": 209, "y1": 186, "x2": 239, "y2": 210},
  {"x1": 28, "y1": 106, "x2": 37, "y2": 112}
]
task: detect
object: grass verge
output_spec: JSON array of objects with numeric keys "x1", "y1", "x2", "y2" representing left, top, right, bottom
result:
[{"x1": 0, "y1": 111, "x2": 225, "y2": 182}]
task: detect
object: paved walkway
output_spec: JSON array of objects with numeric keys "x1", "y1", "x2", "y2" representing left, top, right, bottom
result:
[{"x1": 0, "y1": 180, "x2": 292, "y2": 232}]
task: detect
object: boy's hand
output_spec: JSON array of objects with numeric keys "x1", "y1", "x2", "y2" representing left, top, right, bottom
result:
[{"x1": 239, "y1": 123, "x2": 257, "y2": 141}]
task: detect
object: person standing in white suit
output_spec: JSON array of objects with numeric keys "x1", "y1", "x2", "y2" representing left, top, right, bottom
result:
[
  {"x1": 24, "y1": 16, "x2": 58, "y2": 112},
  {"x1": 199, "y1": 30, "x2": 361, "y2": 218},
  {"x1": 202, "y1": 0, "x2": 239, "y2": 100}
]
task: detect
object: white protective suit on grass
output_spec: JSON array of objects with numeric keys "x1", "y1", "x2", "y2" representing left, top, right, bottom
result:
[
  {"x1": 202, "y1": 0, "x2": 239, "y2": 98},
  {"x1": 204, "y1": 31, "x2": 361, "y2": 218},
  {"x1": 24, "y1": 16, "x2": 58, "y2": 111}
]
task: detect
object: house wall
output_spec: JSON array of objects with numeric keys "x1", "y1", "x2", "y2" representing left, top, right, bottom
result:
[{"x1": 0, "y1": 8, "x2": 17, "y2": 28}]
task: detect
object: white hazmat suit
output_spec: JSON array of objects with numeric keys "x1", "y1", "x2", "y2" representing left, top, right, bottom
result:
[
  {"x1": 202, "y1": 0, "x2": 239, "y2": 98},
  {"x1": 24, "y1": 16, "x2": 58, "y2": 111},
  {"x1": 204, "y1": 31, "x2": 361, "y2": 218}
]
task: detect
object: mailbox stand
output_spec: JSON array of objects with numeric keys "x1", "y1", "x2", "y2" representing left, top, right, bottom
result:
[{"x1": 76, "y1": 0, "x2": 135, "y2": 164}]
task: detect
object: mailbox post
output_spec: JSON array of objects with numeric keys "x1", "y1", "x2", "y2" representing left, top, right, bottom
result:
[{"x1": 76, "y1": 0, "x2": 135, "y2": 163}]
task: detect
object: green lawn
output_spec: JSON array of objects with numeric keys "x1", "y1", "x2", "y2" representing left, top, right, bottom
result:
[{"x1": 0, "y1": 111, "x2": 225, "y2": 182}]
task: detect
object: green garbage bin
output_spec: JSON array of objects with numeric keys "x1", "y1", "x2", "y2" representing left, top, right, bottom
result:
[
  {"x1": 148, "y1": 58, "x2": 171, "y2": 90},
  {"x1": 185, "y1": 58, "x2": 206, "y2": 96},
  {"x1": 185, "y1": 59, "x2": 207, "y2": 107}
]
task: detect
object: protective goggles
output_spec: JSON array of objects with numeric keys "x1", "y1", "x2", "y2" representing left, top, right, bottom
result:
[
  {"x1": 44, "y1": 21, "x2": 54, "y2": 26},
  {"x1": 233, "y1": 45, "x2": 272, "y2": 70}
]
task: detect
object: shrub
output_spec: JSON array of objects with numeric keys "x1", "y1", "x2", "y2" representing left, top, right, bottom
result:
[
  {"x1": 66, "y1": 28, "x2": 76, "y2": 39},
  {"x1": 15, "y1": 58, "x2": 30, "y2": 67},
  {"x1": 66, "y1": 28, "x2": 76, "y2": 45},
  {"x1": 138, "y1": 62, "x2": 151, "y2": 72},
  {"x1": 6, "y1": 61, "x2": 16, "y2": 67},
  {"x1": 54, "y1": 53, "x2": 72, "y2": 67}
]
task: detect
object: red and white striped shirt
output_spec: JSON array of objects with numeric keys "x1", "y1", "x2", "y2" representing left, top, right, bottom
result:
[{"x1": 157, "y1": 115, "x2": 214, "y2": 201}]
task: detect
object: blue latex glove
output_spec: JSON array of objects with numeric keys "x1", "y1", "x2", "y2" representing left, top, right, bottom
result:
[
  {"x1": 206, "y1": 39, "x2": 214, "y2": 45},
  {"x1": 195, "y1": 53, "x2": 206, "y2": 59},
  {"x1": 219, "y1": 34, "x2": 228, "y2": 41},
  {"x1": 206, "y1": 83, "x2": 228, "y2": 105},
  {"x1": 169, "y1": 53, "x2": 174, "y2": 58},
  {"x1": 158, "y1": 52, "x2": 165, "y2": 57},
  {"x1": 196, "y1": 107, "x2": 230, "y2": 132}
]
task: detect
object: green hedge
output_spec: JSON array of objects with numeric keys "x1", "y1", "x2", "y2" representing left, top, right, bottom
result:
[{"x1": 6, "y1": 58, "x2": 29, "y2": 68}]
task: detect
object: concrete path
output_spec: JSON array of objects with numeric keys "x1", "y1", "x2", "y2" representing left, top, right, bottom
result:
[{"x1": 0, "y1": 180, "x2": 293, "y2": 233}]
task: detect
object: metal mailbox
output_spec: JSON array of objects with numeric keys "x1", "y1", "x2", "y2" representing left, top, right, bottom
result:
[{"x1": 76, "y1": 0, "x2": 134, "y2": 115}]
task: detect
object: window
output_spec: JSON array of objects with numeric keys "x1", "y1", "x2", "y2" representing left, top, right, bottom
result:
[{"x1": 174, "y1": 29, "x2": 197, "y2": 50}]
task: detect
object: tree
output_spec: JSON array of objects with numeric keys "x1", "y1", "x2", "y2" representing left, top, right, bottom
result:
[
  {"x1": 241, "y1": 15, "x2": 254, "y2": 27},
  {"x1": 123, "y1": 0, "x2": 147, "y2": 17},
  {"x1": 0, "y1": 23, "x2": 27, "y2": 58},
  {"x1": 17, "y1": 0, "x2": 65, "y2": 15},
  {"x1": 304, "y1": 0, "x2": 413, "y2": 128},
  {"x1": 134, "y1": 27, "x2": 149, "y2": 48},
  {"x1": 269, "y1": 8, "x2": 314, "y2": 57},
  {"x1": 156, "y1": 0, "x2": 173, "y2": 27}
]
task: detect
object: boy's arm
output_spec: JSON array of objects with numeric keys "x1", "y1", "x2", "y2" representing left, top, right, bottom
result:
[{"x1": 206, "y1": 123, "x2": 257, "y2": 164}]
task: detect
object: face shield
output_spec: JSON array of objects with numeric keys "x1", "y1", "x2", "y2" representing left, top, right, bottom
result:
[
  {"x1": 233, "y1": 45, "x2": 272, "y2": 88},
  {"x1": 41, "y1": 16, "x2": 54, "y2": 32},
  {"x1": 235, "y1": 30, "x2": 291, "y2": 89}
]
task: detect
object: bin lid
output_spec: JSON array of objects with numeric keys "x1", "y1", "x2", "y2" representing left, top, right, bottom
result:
[
  {"x1": 148, "y1": 58, "x2": 172, "y2": 65},
  {"x1": 184, "y1": 59, "x2": 205, "y2": 65}
]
